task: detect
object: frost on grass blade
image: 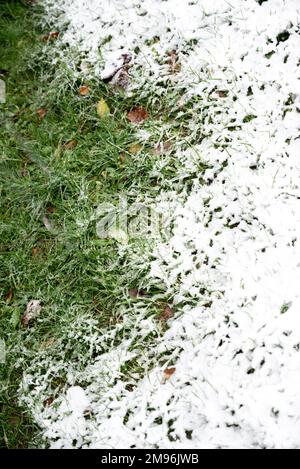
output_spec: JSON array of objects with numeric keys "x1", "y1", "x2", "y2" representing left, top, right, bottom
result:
[{"x1": 22, "y1": 0, "x2": 300, "y2": 449}]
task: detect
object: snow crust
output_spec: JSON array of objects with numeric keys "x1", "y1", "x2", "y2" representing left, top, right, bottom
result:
[{"x1": 22, "y1": 0, "x2": 300, "y2": 448}]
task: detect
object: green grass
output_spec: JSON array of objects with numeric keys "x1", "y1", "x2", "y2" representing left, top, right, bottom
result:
[
  {"x1": 0, "y1": 0, "x2": 213, "y2": 448},
  {"x1": 0, "y1": 0, "x2": 168, "y2": 448}
]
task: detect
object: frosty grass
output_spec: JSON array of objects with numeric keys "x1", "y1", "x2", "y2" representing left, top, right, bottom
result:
[{"x1": 20, "y1": 0, "x2": 300, "y2": 448}]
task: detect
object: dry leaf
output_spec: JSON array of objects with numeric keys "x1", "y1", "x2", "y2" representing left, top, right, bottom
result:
[
  {"x1": 127, "y1": 107, "x2": 148, "y2": 124},
  {"x1": 79, "y1": 85, "x2": 89, "y2": 96},
  {"x1": 31, "y1": 246, "x2": 41, "y2": 258},
  {"x1": 97, "y1": 98, "x2": 110, "y2": 118},
  {"x1": 159, "y1": 305, "x2": 174, "y2": 322},
  {"x1": 128, "y1": 288, "x2": 147, "y2": 298},
  {"x1": 215, "y1": 90, "x2": 229, "y2": 98},
  {"x1": 119, "y1": 153, "x2": 126, "y2": 164},
  {"x1": 62, "y1": 139, "x2": 77, "y2": 150},
  {"x1": 40, "y1": 337, "x2": 56, "y2": 350},
  {"x1": 167, "y1": 50, "x2": 181, "y2": 73},
  {"x1": 153, "y1": 141, "x2": 172, "y2": 155},
  {"x1": 42, "y1": 31, "x2": 60, "y2": 41},
  {"x1": 4, "y1": 288, "x2": 13, "y2": 302},
  {"x1": 46, "y1": 205, "x2": 56, "y2": 214},
  {"x1": 37, "y1": 108, "x2": 47, "y2": 120},
  {"x1": 111, "y1": 68, "x2": 129, "y2": 90},
  {"x1": 128, "y1": 143, "x2": 142, "y2": 154},
  {"x1": 42, "y1": 215, "x2": 53, "y2": 232},
  {"x1": 22, "y1": 300, "x2": 42, "y2": 326},
  {"x1": 162, "y1": 367, "x2": 176, "y2": 384},
  {"x1": 43, "y1": 396, "x2": 54, "y2": 407}
]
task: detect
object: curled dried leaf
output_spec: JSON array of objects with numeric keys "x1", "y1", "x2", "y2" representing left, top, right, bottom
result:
[{"x1": 127, "y1": 107, "x2": 148, "y2": 124}]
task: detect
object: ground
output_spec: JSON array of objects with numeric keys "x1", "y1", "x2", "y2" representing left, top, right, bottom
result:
[{"x1": 0, "y1": 0, "x2": 300, "y2": 449}]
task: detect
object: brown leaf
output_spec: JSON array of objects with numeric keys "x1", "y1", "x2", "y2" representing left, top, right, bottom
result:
[
  {"x1": 167, "y1": 50, "x2": 181, "y2": 74},
  {"x1": 4, "y1": 288, "x2": 13, "y2": 302},
  {"x1": 31, "y1": 246, "x2": 41, "y2": 258},
  {"x1": 37, "y1": 108, "x2": 47, "y2": 120},
  {"x1": 40, "y1": 337, "x2": 56, "y2": 350},
  {"x1": 22, "y1": 300, "x2": 42, "y2": 327},
  {"x1": 127, "y1": 107, "x2": 148, "y2": 124},
  {"x1": 153, "y1": 141, "x2": 172, "y2": 155},
  {"x1": 215, "y1": 90, "x2": 229, "y2": 98},
  {"x1": 62, "y1": 139, "x2": 77, "y2": 150},
  {"x1": 112, "y1": 69, "x2": 129, "y2": 90},
  {"x1": 159, "y1": 305, "x2": 174, "y2": 322},
  {"x1": 45, "y1": 205, "x2": 56, "y2": 214},
  {"x1": 79, "y1": 85, "x2": 90, "y2": 96},
  {"x1": 43, "y1": 396, "x2": 54, "y2": 407},
  {"x1": 42, "y1": 31, "x2": 60, "y2": 41},
  {"x1": 128, "y1": 288, "x2": 147, "y2": 298},
  {"x1": 162, "y1": 367, "x2": 176, "y2": 383},
  {"x1": 119, "y1": 153, "x2": 126, "y2": 164}
]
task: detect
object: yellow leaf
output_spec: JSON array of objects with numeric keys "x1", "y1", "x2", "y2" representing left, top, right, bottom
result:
[
  {"x1": 97, "y1": 98, "x2": 110, "y2": 118},
  {"x1": 128, "y1": 143, "x2": 142, "y2": 154}
]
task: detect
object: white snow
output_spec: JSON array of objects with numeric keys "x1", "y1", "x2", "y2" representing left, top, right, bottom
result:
[{"x1": 23, "y1": 0, "x2": 300, "y2": 448}]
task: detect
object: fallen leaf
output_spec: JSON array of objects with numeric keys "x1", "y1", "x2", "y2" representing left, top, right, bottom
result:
[
  {"x1": 111, "y1": 68, "x2": 129, "y2": 90},
  {"x1": 128, "y1": 143, "x2": 142, "y2": 154},
  {"x1": 167, "y1": 50, "x2": 181, "y2": 73},
  {"x1": 45, "y1": 205, "x2": 56, "y2": 214},
  {"x1": 43, "y1": 396, "x2": 54, "y2": 407},
  {"x1": 162, "y1": 367, "x2": 176, "y2": 384},
  {"x1": 37, "y1": 108, "x2": 47, "y2": 120},
  {"x1": 79, "y1": 85, "x2": 90, "y2": 96},
  {"x1": 40, "y1": 337, "x2": 56, "y2": 350},
  {"x1": 127, "y1": 107, "x2": 148, "y2": 124},
  {"x1": 159, "y1": 305, "x2": 174, "y2": 322},
  {"x1": 153, "y1": 141, "x2": 172, "y2": 155},
  {"x1": 22, "y1": 300, "x2": 42, "y2": 326},
  {"x1": 215, "y1": 90, "x2": 229, "y2": 98},
  {"x1": 42, "y1": 215, "x2": 54, "y2": 232},
  {"x1": 97, "y1": 98, "x2": 110, "y2": 118},
  {"x1": 119, "y1": 153, "x2": 126, "y2": 164},
  {"x1": 42, "y1": 31, "x2": 60, "y2": 41},
  {"x1": 62, "y1": 139, "x2": 77, "y2": 150},
  {"x1": 4, "y1": 288, "x2": 13, "y2": 302},
  {"x1": 31, "y1": 246, "x2": 41, "y2": 258},
  {"x1": 128, "y1": 288, "x2": 147, "y2": 298}
]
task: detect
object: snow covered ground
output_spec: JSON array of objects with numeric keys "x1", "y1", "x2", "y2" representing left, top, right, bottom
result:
[{"x1": 22, "y1": 0, "x2": 300, "y2": 448}]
